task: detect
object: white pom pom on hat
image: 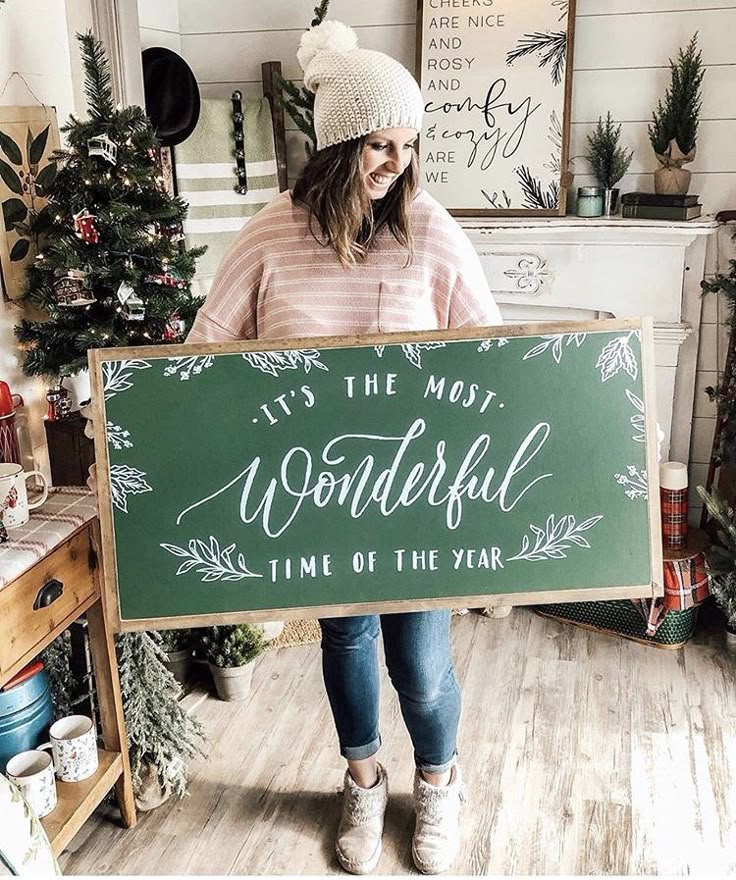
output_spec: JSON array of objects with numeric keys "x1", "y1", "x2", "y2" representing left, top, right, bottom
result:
[
  {"x1": 297, "y1": 20, "x2": 359, "y2": 74},
  {"x1": 296, "y1": 19, "x2": 424, "y2": 151}
]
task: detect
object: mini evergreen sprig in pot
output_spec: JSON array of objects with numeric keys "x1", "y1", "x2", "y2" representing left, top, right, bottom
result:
[{"x1": 585, "y1": 112, "x2": 633, "y2": 214}]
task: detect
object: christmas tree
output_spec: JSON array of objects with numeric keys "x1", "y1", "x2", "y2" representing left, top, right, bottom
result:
[
  {"x1": 275, "y1": 0, "x2": 331, "y2": 157},
  {"x1": 15, "y1": 32, "x2": 205, "y2": 380},
  {"x1": 117, "y1": 631, "x2": 205, "y2": 800}
]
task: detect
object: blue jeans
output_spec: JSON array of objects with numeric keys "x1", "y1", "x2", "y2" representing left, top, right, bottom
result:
[{"x1": 318, "y1": 610, "x2": 461, "y2": 774}]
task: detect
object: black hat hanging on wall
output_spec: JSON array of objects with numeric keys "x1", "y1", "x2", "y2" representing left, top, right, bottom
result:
[{"x1": 141, "y1": 46, "x2": 200, "y2": 147}]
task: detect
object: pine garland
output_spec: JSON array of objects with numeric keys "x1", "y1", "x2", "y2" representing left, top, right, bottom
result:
[
  {"x1": 14, "y1": 31, "x2": 205, "y2": 381},
  {"x1": 273, "y1": 1, "x2": 331, "y2": 157},
  {"x1": 585, "y1": 112, "x2": 633, "y2": 189},
  {"x1": 648, "y1": 33, "x2": 704, "y2": 157}
]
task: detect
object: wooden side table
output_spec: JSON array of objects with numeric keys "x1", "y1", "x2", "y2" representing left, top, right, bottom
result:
[{"x1": 0, "y1": 488, "x2": 136, "y2": 855}]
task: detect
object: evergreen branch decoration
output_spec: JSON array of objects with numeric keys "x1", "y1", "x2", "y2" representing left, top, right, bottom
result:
[
  {"x1": 649, "y1": 33, "x2": 704, "y2": 157},
  {"x1": 585, "y1": 112, "x2": 634, "y2": 189},
  {"x1": 161, "y1": 537, "x2": 263, "y2": 581},
  {"x1": 78, "y1": 31, "x2": 115, "y2": 120},
  {"x1": 697, "y1": 488, "x2": 736, "y2": 627},
  {"x1": 508, "y1": 514, "x2": 603, "y2": 561},
  {"x1": 506, "y1": 31, "x2": 567, "y2": 86},
  {"x1": 702, "y1": 257, "x2": 736, "y2": 466},
  {"x1": 515, "y1": 165, "x2": 559, "y2": 210}
]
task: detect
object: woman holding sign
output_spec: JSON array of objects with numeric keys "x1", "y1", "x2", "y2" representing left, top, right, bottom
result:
[{"x1": 188, "y1": 20, "x2": 502, "y2": 876}]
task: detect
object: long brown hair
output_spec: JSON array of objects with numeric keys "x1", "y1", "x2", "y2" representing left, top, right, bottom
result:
[{"x1": 291, "y1": 136, "x2": 418, "y2": 267}]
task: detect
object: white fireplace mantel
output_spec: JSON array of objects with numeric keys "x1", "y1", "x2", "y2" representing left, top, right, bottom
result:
[{"x1": 459, "y1": 215, "x2": 719, "y2": 465}]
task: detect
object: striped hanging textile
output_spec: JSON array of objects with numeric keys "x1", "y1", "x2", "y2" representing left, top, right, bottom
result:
[{"x1": 174, "y1": 97, "x2": 281, "y2": 298}]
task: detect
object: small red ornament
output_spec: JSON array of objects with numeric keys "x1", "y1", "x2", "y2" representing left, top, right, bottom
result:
[
  {"x1": 163, "y1": 314, "x2": 186, "y2": 341},
  {"x1": 73, "y1": 208, "x2": 99, "y2": 244}
]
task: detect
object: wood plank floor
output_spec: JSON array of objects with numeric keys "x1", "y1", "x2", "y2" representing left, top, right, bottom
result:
[{"x1": 59, "y1": 608, "x2": 736, "y2": 875}]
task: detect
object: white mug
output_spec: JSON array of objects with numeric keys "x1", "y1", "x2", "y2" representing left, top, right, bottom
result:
[
  {"x1": 0, "y1": 463, "x2": 49, "y2": 529},
  {"x1": 6, "y1": 749, "x2": 58, "y2": 818},
  {"x1": 42, "y1": 715, "x2": 98, "y2": 783}
]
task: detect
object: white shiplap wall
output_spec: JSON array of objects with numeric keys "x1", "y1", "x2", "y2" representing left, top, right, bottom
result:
[{"x1": 148, "y1": 0, "x2": 736, "y2": 516}]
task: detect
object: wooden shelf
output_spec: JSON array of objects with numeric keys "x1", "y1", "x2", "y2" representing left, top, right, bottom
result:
[{"x1": 42, "y1": 748, "x2": 123, "y2": 856}]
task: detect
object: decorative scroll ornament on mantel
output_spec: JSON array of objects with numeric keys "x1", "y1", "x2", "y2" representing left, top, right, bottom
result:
[{"x1": 477, "y1": 252, "x2": 552, "y2": 296}]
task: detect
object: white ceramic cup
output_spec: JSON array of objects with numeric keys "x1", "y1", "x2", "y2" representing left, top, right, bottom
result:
[
  {"x1": 42, "y1": 715, "x2": 98, "y2": 782},
  {"x1": 6, "y1": 749, "x2": 58, "y2": 818},
  {"x1": 0, "y1": 463, "x2": 49, "y2": 529}
]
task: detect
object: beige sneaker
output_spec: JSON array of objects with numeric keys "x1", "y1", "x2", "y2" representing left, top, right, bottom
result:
[
  {"x1": 335, "y1": 763, "x2": 388, "y2": 875},
  {"x1": 412, "y1": 764, "x2": 466, "y2": 874}
]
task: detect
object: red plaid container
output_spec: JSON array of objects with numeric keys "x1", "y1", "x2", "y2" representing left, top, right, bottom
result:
[{"x1": 660, "y1": 461, "x2": 689, "y2": 550}]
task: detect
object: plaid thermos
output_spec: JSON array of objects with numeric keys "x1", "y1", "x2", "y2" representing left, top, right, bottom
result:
[{"x1": 660, "y1": 461, "x2": 688, "y2": 549}]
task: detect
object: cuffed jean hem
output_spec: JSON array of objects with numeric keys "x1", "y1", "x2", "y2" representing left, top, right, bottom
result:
[
  {"x1": 340, "y1": 734, "x2": 382, "y2": 762},
  {"x1": 415, "y1": 750, "x2": 458, "y2": 775}
]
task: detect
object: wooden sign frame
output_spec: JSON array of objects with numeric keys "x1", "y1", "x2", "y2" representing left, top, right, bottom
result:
[
  {"x1": 415, "y1": 0, "x2": 577, "y2": 217},
  {"x1": 89, "y1": 319, "x2": 663, "y2": 633}
]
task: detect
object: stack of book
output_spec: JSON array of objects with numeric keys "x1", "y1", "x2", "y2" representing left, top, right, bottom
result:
[{"x1": 621, "y1": 192, "x2": 702, "y2": 221}]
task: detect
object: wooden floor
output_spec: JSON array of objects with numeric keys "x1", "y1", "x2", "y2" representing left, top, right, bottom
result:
[{"x1": 59, "y1": 608, "x2": 736, "y2": 875}]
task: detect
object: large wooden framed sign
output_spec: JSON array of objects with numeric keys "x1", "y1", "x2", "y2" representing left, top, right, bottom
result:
[
  {"x1": 416, "y1": 0, "x2": 576, "y2": 216},
  {"x1": 90, "y1": 319, "x2": 662, "y2": 632}
]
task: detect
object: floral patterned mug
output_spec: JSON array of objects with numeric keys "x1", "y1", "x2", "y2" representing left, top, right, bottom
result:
[
  {"x1": 6, "y1": 749, "x2": 58, "y2": 818},
  {"x1": 0, "y1": 462, "x2": 48, "y2": 529},
  {"x1": 40, "y1": 715, "x2": 98, "y2": 783}
]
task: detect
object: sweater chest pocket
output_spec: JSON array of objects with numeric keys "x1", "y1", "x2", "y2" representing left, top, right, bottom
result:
[{"x1": 378, "y1": 281, "x2": 438, "y2": 332}]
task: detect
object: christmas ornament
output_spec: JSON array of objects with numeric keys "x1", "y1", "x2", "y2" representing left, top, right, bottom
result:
[
  {"x1": 163, "y1": 314, "x2": 186, "y2": 341},
  {"x1": 117, "y1": 281, "x2": 146, "y2": 321},
  {"x1": 73, "y1": 208, "x2": 99, "y2": 244},
  {"x1": 145, "y1": 271, "x2": 186, "y2": 289},
  {"x1": 155, "y1": 221, "x2": 185, "y2": 243},
  {"x1": 46, "y1": 385, "x2": 72, "y2": 421},
  {"x1": 53, "y1": 269, "x2": 95, "y2": 307},
  {"x1": 87, "y1": 133, "x2": 118, "y2": 164}
]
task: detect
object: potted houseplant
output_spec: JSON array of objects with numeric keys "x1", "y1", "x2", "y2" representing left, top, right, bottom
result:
[
  {"x1": 648, "y1": 34, "x2": 704, "y2": 195},
  {"x1": 157, "y1": 629, "x2": 194, "y2": 685},
  {"x1": 585, "y1": 112, "x2": 633, "y2": 216},
  {"x1": 199, "y1": 625, "x2": 266, "y2": 702},
  {"x1": 697, "y1": 487, "x2": 736, "y2": 650}
]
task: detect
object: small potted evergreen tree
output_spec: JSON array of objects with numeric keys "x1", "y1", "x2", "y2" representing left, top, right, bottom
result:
[
  {"x1": 585, "y1": 112, "x2": 633, "y2": 216},
  {"x1": 697, "y1": 488, "x2": 736, "y2": 651},
  {"x1": 157, "y1": 629, "x2": 194, "y2": 685},
  {"x1": 648, "y1": 33, "x2": 704, "y2": 195},
  {"x1": 199, "y1": 625, "x2": 265, "y2": 701}
]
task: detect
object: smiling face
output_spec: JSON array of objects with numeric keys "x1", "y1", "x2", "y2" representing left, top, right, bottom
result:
[{"x1": 361, "y1": 127, "x2": 418, "y2": 199}]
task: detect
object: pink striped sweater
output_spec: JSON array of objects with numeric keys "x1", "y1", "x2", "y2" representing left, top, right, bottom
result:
[{"x1": 187, "y1": 189, "x2": 502, "y2": 343}]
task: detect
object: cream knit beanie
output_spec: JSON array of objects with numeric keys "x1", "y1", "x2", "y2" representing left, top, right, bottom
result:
[{"x1": 297, "y1": 20, "x2": 424, "y2": 151}]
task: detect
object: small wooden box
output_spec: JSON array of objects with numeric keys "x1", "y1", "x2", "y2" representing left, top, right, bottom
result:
[{"x1": 44, "y1": 413, "x2": 95, "y2": 486}]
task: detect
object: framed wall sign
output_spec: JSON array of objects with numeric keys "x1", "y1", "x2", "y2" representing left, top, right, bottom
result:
[
  {"x1": 89, "y1": 319, "x2": 662, "y2": 632},
  {"x1": 415, "y1": 0, "x2": 576, "y2": 216}
]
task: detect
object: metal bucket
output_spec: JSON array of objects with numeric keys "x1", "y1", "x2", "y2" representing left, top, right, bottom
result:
[{"x1": 0, "y1": 668, "x2": 54, "y2": 773}]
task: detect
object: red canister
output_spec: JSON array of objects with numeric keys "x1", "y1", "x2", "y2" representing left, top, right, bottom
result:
[
  {"x1": 659, "y1": 461, "x2": 689, "y2": 550},
  {"x1": 0, "y1": 381, "x2": 23, "y2": 465}
]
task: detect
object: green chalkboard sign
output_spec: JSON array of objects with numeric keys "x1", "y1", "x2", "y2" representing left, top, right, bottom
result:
[{"x1": 89, "y1": 319, "x2": 663, "y2": 632}]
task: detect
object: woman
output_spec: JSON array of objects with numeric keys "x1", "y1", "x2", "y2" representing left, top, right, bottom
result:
[{"x1": 136, "y1": 20, "x2": 501, "y2": 875}]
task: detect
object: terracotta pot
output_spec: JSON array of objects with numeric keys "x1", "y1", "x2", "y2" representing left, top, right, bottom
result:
[
  {"x1": 654, "y1": 165, "x2": 692, "y2": 195},
  {"x1": 209, "y1": 661, "x2": 254, "y2": 701}
]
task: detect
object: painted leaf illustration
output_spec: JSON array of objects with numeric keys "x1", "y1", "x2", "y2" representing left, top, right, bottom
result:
[
  {"x1": 109, "y1": 464, "x2": 153, "y2": 513},
  {"x1": 2, "y1": 197, "x2": 27, "y2": 232},
  {"x1": 29, "y1": 125, "x2": 50, "y2": 166},
  {"x1": 9, "y1": 239, "x2": 29, "y2": 261},
  {"x1": 0, "y1": 131, "x2": 22, "y2": 165},
  {"x1": 0, "y1": 156, "x2": 23, "y2": 194},
  {"x1": 35, "y1": 161, "x2": 57, "y2": 194},
  {"x1": 596, "y1": 336, "x2": 638, "y2": 382}
]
